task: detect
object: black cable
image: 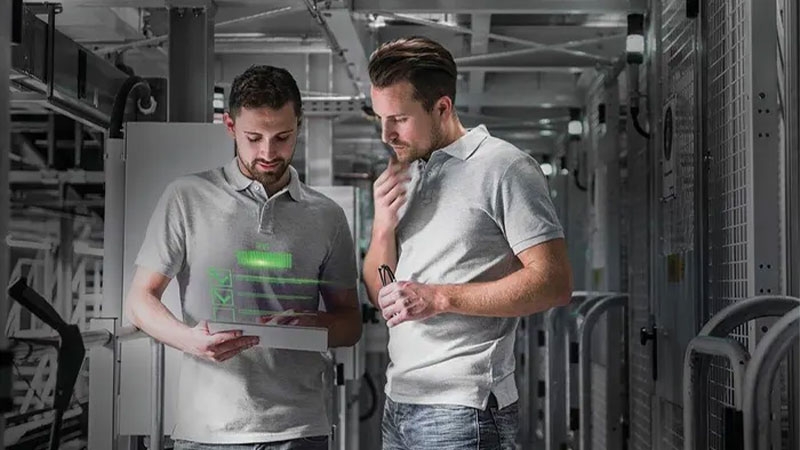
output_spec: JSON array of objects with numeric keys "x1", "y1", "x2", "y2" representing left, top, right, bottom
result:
[
  {"x1": 573, "y1": 162, "x2": 588, "y2": 192},
  {"x1": 108, "y1": 76, "x2": 153, "y2": 139},
  {"x1": 359, "y1": 373, "x2": 378, "y2": 422},
  {"x1": 630, "y1": 105, "x2": 651, "y2": 140}
]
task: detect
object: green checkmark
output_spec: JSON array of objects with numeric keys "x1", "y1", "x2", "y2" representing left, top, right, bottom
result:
[
  {"x1": 212, "y1": 288, "x2": 233, "y2": 306},
  {"x1": 209, "y1": 268, "x2": 232, "y2": 287}
]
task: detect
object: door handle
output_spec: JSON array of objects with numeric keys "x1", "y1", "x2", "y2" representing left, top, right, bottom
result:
[{"x1": 639, "y1": 326, "x2": 658, "y2": 381}]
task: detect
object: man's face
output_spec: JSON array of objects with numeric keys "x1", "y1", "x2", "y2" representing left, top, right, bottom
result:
[
  {"x1": 371, "y1": 81, "x2": 444, "y2": 163},
  {"x1": 223, "y1": 103, "x2": 299, "y2": 187}
]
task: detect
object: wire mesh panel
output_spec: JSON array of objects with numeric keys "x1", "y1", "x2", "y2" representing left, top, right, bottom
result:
[
  {"x1": 655, "y1": 0, "x2": 700, "y2": 446},
  {"x1": 661, "y1": 0, "x2": 697, "y2": 255},
  {"x1": 625, "y1": 90, "x2": 654, "y2": 450},
  {"x1": 703, "y1": 0, "x2": 751, "y2": 449}
]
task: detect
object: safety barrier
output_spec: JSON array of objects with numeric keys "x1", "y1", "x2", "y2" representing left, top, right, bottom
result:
[{"x1": 682, "y1": 295, "x2": 800, "y2": 450}]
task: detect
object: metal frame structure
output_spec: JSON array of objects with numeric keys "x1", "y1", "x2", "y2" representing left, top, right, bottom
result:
[
  {"x1": 742, "y1": 307, "x2": 800, "y2": 450},
  {"x1": 540, "y1": 291, "x2": 619, "y2": 450},
  {"x1": 577, "y1": 294, "x2": 628, "y2": 450},
  {"x1": 682, "y1": 336, "x2": 750, "y2": 450},
  {"x1": 683, "y1": 295, "x2": 800, "y2": 449}
]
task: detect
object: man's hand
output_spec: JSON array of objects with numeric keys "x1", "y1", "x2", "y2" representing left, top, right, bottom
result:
[
  {"x1": 184, "y1": 320, "x2": 259, "y2": 362},
  {"x1": 258, "y1": 310, "x2": 325, "y2": 327},
  {"x1": 378, "y1": 281, "x2": 444, "y2": 327},
  {"x1": 372, "y1": 157, "x2": 410, "y2": 234}
]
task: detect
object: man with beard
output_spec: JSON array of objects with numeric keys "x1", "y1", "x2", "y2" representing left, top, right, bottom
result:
[
  {"x1": 362, "y1": 37, "x2": 573, "y2": 449},
  {"x1": 125, "y1": 65, "x2": 361, "y2": 449}
]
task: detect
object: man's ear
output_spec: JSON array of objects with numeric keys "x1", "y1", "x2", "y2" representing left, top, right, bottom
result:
[
  {"x1": 437, "y1": 96, "x2": 452, "y2": 117},
  {"x1": 223, "y1": 112, "x2": 236, "y2": 138}
]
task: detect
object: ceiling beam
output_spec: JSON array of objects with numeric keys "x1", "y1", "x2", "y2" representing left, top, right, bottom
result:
[
  {"x1": 306, "y1": 1, "x2": 371, "y2": 96},
  {"x1": 383, "y1": 13, "x2": 614, "y2": 63},
  {"x1": 456, "y1": 90, "x2": 579, "y2": 108},
  {"x1": 215, "y1": 37, "x2": 330, "y2": 54},
  {"x1": 453, "y1": 33, "x2": 624, "y2": 65},
  {"x1": 354, "y1": 0, "x2": 646, "y2": 14},
  {"x1": 459, "y1": 65, "x2": 587, "y2": 73}
]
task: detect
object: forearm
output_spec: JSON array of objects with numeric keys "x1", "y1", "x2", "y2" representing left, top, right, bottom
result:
[
  {"x1": 316, "y1": 309, "x2": 362, "y2": 347},
  {"x1": 362, "y1": 229, "x2": 397, "y2": 307},
  {"x1": 436, "y1": 265, "x2": 572, "y2": 317},
  {"x1": 125, "y1": 291, "x2": 193, "y2": 352}
]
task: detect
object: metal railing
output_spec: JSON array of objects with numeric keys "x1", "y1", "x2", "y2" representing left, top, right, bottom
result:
[
  {"x1": 541, "y1": 291, "x2": 623, "y2": 450},
  {"x1": 682, "y1": 295, "x2": 800, "y2": 450},
  {"x1": 742, "y1": 306, "x2": 800, "y2": 450},
  {"x1": 576, "y1": 294, "x2": 628, "y2": 450}
]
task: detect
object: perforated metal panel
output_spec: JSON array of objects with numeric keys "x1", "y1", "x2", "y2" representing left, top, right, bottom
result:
[
  {"x1": 661, "y1": 0, "x2": 697, "y2": 256},
  {"x1": 704, "y1": 0, "x2": 751, "y2": 449}
]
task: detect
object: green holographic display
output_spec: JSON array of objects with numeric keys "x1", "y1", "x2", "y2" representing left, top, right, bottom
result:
[{"x1": 236, "y1": 250, "x2": 293, "y2": 269}]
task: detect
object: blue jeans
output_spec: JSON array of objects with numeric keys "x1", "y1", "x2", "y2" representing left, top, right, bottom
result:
[
  {"x1": 173, "y1": 436, "x2": 328, "y2": 450},
  {"x1": 381, "y1": 395, "x2": 519, "y2": 450}
]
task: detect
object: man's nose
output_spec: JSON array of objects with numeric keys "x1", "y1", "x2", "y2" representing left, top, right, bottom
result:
[
  {"x1": 381, "y1": 122, "x2": 396, "y2": 144},
  {"x1": 258, "y1": 141, "x2": 276, "y2": 158}
]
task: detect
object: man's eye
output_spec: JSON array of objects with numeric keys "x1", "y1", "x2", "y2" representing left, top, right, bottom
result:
[
  {"x1": 276, "y1": 136, "x2": 289, "y2": 142},
  {"x1": 247, "y1": 137, "x2": 261, "y2": 143},
  {"x1": 394, "y1": 118, "x2": 407, "y2": 123}
]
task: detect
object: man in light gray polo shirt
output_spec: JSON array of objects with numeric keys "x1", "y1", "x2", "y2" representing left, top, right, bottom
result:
[
  {"x1": 363, "y1": 37, "x2": 574, "y2": 449},
  {"x1": 125, "y1": 65, "x2": 361, "y2": 450}
]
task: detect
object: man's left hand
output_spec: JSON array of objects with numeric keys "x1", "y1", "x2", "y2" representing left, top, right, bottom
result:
[
  {"x1": 378, "y1": 281, "x2": 443, "y2": 327},
  {"x1": 258, "y1": 310, "x2": 328, "y2": 328}
]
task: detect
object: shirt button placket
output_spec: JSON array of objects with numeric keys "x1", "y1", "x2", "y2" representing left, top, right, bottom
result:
[{"x1": 260, "y1": 200, "x2": 274, "y2": 234}]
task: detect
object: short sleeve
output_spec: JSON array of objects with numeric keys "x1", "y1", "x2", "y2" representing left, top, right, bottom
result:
[
  {"x1": 134, "y1": 182, "x2": 187, "y2": 278},
  {"x1": 319, "y1": 207, "x2": 358, "y2": 290},
  {"x1": 495, "y1": 155, "x2": 564, "y2": 254}
]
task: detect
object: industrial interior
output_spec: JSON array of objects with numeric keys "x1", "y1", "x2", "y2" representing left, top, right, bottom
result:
[{"x1": 0, "y1": 0, "x2": 799, "y2": 449}]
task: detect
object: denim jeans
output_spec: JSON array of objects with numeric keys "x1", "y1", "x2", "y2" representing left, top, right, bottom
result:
[
  {"x1": 173, "y1": 435, "x2": 328, "y2": 450},
  {"x1": 381, "y1": 395, "x2": 519, "y2": 450}
]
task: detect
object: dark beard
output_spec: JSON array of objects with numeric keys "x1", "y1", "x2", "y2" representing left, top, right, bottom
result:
[{"x1": 248, "y1": 159, "x2": 289, "y2": 186}]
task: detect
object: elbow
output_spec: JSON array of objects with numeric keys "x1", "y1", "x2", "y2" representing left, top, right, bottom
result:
[
  {"x1": 345, "y1": 316, "x2": 364, "y2": 347},
  {"x1": 344, "y1": 327, "x2": 363, "y2": 348},
  {"x1": 123, "y1": 300, "x2": 139, "y2": 329},
  {"x1": 123, "y1": 292, "x2": 144, "y2": 329},
  {"x1": 554, "y1": 288, "x2": 571, "y2": 308},
  {"x1": 553, "y1": 266, "x2": 574, "y2": 308},
  {"x1": 332, "y1": 311, "x2": 363, "y2": 348}
]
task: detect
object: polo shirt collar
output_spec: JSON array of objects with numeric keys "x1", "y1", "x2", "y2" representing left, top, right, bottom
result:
[
  {"x1": 223, "y1": 158, "x2": 304, "y2": 201},
  {"x1": 439, "y1": 124, "x2": 490, "y2": 161}
]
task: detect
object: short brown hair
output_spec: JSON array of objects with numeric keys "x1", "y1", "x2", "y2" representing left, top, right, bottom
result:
[
  {"x1": 228, "y1": 65, "x2": 302, "y2": 121},
  {"x1": 368, "y1": 36, "x2": 457, "y2": 111}
]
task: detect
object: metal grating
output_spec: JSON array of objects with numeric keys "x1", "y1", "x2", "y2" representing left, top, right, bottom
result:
[
  {"x1": 625, "y1": 101, "x2": 653, "y2": 450},
  {"x1": 659, "y1": 0, "x2": 697, "y2": 446},
  {"x1": 591, "y1": 363, "x2": 607, "y2": 449},
  {"x1": 661, "y1": 0, "x2": 697, "y2": 256},
  {"x1": 704, "y1": 0, "x2": 751, "y2": 449}
]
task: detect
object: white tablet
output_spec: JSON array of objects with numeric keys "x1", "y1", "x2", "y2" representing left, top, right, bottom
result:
[{"x1": 207, "y1": 321, "x2": 328, "y2": 352}]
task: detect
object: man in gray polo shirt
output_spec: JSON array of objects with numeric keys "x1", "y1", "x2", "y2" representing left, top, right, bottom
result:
[
  {"x1": 125, "y1": 65, "x2": 361, "y2": 449},
  {"x1": 363, "y1": 37, "x2": 574, "y2": 449}
]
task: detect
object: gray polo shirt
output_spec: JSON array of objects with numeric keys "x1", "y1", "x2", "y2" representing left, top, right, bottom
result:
[
  {"x1": 387, "y1": 125, "x2": 564, "y2": 410},
  {"x1": 135, "y1": 158, "x2": 357, "y2": 444}
]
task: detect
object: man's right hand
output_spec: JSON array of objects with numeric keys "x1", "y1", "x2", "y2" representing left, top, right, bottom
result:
[
  {"x1": 372, "y1": 156, "x2": 410, "y2": 233},
  {"x1": 184, "y1": 320, "x2": 259, "y2": 362}
]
